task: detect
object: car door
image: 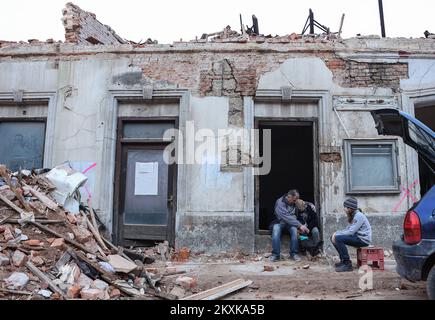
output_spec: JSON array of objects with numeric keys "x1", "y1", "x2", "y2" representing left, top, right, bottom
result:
[{"x1": 371, "y1": 108, "x2": 435, "y2": 173}]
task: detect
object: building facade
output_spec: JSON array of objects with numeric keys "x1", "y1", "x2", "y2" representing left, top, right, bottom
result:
[{"x1": 1, "y1": 3, "x2": 434, "y2": 253}]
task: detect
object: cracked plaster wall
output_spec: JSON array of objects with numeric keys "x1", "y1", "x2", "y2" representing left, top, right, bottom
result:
[{"x1": 1, "y1": 41, "x2": 434, "y2": 251}]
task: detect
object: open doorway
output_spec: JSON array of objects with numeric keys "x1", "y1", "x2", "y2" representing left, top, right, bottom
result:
[
  {"x1": 414, "y1": 104, "x2": 435, "y2": 196},
  {"x1": 256, "y1": 120, "x2": 318, "y2": 233}
]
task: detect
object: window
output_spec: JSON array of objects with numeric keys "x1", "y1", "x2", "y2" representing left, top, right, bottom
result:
[
  {"x1": 344, "y1": 139, "x2": 400, "y2": 194},
  {"x1": 0, "y1": 120, "x2": 46, "y2": 171}
]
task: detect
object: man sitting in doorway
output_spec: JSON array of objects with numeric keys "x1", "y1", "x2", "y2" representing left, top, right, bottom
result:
[
  {"x1": 269, "y1": 189, "x2": 310, "y2": 262},
  {"x1": 295, "y1": 199, "x2": 323, "y2": 257}
]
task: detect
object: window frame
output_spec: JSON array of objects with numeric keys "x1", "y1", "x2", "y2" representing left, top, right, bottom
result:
[
  {"x1": 0, "y1": 118, "x2": 47, "y2": 171},
  {"x1": 344, "y1": 139, "x2": 400, "y2": 194}
]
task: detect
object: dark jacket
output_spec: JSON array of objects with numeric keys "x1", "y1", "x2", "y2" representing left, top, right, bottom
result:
[
  {"x1": 297, "y1": 202, "x2": 319, "y2": 232},
  {"x1": 269, "y1": 195, "x2": 302, "y2": 230}
]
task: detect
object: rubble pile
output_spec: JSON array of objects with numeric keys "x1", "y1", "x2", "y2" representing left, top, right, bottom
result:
[{"x1": 0, "y1": 163, "x2": 193, "y2": 300}]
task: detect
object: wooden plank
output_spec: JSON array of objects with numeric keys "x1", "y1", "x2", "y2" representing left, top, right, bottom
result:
[
  {"x1": 0, "y1": 213, "x2": 15, "y2": 225},
  {"x1": 181, "y1": 279, "x2": 252, "y2": 300},
  {"x1": 72, "y1": 249, "x2": 116, "y2": 281},
  {"x1": 202, "y1": 280, "x2": 252, "y2": 300},
  {"x1": 6, "y1": 219, "x2": 64, "y2": 224},
  {"x1": 87, "y1": 199, "x2": 99, "y2": 232},
  {"x1": 0, "y1": 288, "x2": 33, "y2": 296},
  {"x1": 80, "y1": 211, "x2": 109, "y2": 252},
  {"x1": 25, "y1": 261, "x2": 66, "y2": 299},
  {"x1": 0, "y1": 193, "x2": 28, "y2": 216},
  {"x1": 22, "y1": 184, "x2": 58, "y2": 211},
  {"x1": 0, "y1": 165, "x2": 33, "y2": 213}
]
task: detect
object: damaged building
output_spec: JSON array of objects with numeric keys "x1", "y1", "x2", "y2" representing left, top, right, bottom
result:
[{"x1": 1, "y1": 2, "x2": 434, "y2": 254}]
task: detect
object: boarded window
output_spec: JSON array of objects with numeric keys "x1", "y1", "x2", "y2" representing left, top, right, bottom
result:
[
  {"x1": 344, "y1": 140, "x2": 400, "y2": 194},
  {"x1": 0, "y1": 121, "x2": 46, "y2": 171}
]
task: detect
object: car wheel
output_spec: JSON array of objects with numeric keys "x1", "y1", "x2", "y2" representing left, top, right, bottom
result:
[{"x1": 427, "y1": 266, "x2": 435, "y2": 300}]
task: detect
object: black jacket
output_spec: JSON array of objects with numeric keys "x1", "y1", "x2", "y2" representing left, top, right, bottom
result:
[{"x1": 297, "y1": 202, "x2": 319, "y2": 232}]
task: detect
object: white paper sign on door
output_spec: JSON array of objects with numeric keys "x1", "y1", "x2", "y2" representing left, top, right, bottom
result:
[{"x1": 134, "y1": 162, "x2": 159, "y2": 195}]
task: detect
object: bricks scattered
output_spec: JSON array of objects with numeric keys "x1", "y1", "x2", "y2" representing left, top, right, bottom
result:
[
  {"x1": 263, "y1": 265, "x2": 275, "y2": 272},
  {"x1": 50, "y1": 238, "x2": 65, "y2": 249},
  {"x1": 175, "y1": 276, "x2": 197, "y2": 290},
  {"x1": 80, "y1": 288, "x2": 105, "y2": 300}
]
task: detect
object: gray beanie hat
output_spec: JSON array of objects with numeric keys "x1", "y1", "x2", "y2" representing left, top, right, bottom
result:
[{"x1": 343, "y1": 197, "x2": 358, "y2": 210}]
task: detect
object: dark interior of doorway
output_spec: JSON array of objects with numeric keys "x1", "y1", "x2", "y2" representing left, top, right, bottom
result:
[
  {"x1": 414, "y1": 104, "x2": 435, "y2": 196},
  {"x1": 258, "y1": 121, "x2": 315, "y2": 231}
]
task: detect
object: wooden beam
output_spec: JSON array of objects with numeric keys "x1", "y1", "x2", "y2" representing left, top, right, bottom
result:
[
  {"x1": 0, "y1": 193, "x2": 28, "y2": 216},
  {"x1": 22, "y1": 184, "x2": 58, "y2": 211},
  {"x1": 0, "y1": 288, "x2": 33, "y2": 296},
  {"x1": 0, "y1": 165, "x2": 33, "y2": 213},
  {"x1": 181, "y1": 279, "x2": 252, "y2": 300},
  {"x1": 25, "y1": 261, "x2": 66, "y2": 299},
  {"x1": 6, "y1": 219, "x2": 65, "y2": 224},
  {"x1": 80, "y1": 211, "x2": 109, "y2": 252}
]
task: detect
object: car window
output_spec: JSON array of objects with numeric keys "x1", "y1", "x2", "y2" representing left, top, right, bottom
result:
[{"x1": 407, "y1": 121, "x2": 435, "y2": 157}]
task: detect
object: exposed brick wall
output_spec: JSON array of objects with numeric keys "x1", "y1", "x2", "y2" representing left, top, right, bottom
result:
[
  {"x1": 324, "y1": 56, "x2": 408, "y2": 89},
  {"x1": 344, "y1": 61, "x2": 408, "y2": 89},
  {"x1": 62, "y1": 2, "x2": 124, "y2": 45}
]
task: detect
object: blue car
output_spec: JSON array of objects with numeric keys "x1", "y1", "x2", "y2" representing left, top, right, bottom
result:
[{"x1": 371, "y1": 108, "x2": 435, "y2": 300}]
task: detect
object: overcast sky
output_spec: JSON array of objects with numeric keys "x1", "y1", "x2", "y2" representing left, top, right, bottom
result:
[{"x1": 1, "y1": 0, "x2": 434, "y2": 44}]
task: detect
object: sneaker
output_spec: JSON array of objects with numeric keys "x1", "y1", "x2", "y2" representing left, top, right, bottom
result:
[
  {"x1": 269, "y1": 255, "x2": 280, "y2": 262},
  {"x1": 334, "y1": 261, "x2": 344, "y2": 267},
  {"x1": 290, "y1": 254, "x2": 302, "y2": 262},
  {"x1": 335, "y1": 261, "x2": 353, "y2": 272}
]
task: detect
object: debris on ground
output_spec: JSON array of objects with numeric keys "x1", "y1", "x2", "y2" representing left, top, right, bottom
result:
[{"x1": 0, "y1": 163, "x2": 216, "y2": 300}]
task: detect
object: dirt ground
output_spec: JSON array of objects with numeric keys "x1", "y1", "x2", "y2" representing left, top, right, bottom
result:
[{"x1": 159, "y1": 252, "x2": 428, "y2": 300}]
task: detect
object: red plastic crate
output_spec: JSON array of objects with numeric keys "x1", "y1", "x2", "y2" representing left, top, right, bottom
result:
[{"x1": 357, "y1": 247, "x2": 384, "y2": 270}]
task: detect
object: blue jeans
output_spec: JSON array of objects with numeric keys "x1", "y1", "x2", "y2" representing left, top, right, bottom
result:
[
  {"x1": 300, "y1": 227, "x2": 320, "y2": 249},
  {"x1": 271, "y1": 222, "x2": 299, "y2": 258},
  {"x1": 332, "y1": 234, "x2": 368, "y2": 262}
]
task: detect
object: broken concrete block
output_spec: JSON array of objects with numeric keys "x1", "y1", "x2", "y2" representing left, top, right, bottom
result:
[
  {"x1": 108, "y1": 254, "x2": 137, "y2": 273},
  {"x1": 175, "y1": 276, "x2": 197, "y2": 290},
  {"x1": 0, "y1": 252, "x2": 10, "y2": 266},
  {"x1": 4, "y1": 227, "x2": 14, "y2": 241},
  {"x1": 38, "y1": 289, "x2": 53, "y2": 298},
  {"x1": 170, "y1": 286, "x2": 186, "y2": 299},
  {"x1": 83, "y1": 239, "x2": 98, "y2": 254},
  {"x1": 30, "y1": 255, "x2": 45, "y2": 267},
  {"x1": 71, "y1": 225, "x2": 92, "y2": 243},
  {"x1": 77, "y1": 273, "x2": 93, "y2": 289},
  {"x1": 91, "y1": 279, "x2": 109, "y2": 291},
  {"x1": 5, "y1": 272, "x2": 29, "y2": 289},
  {"x1": 50, "y1": 238, "x2": 65, "y2": 249},
  {"x1": 12, "y1": 250, "x2": 28, "y2": 267},
  {"x1": 80, "y1": 288, "x2": 105, "y2": 300}
]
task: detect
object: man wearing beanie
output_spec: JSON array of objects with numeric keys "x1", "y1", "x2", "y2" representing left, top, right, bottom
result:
[{"x1": 331, "y1": 197, "x2": 372, "y2": 272}]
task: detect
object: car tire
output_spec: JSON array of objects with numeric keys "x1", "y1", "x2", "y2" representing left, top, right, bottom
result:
[{"x1": 427, "y1": 266, "x2": 435, "y2": 300}]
